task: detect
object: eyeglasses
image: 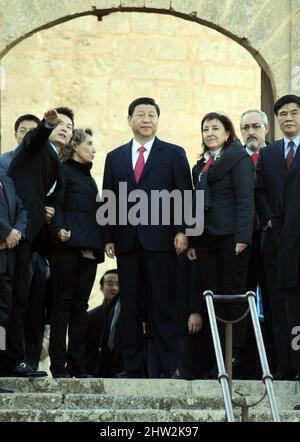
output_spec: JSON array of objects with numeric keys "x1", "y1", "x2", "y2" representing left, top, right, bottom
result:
[{"x1": 240, "y1": 123, "x2": 265, "y2": 131}]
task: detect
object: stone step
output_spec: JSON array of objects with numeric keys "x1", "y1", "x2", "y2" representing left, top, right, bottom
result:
[
  {"x1": 0, "y1": 392, "x2": 225, "y2": 411},
  {"x1": 0, "y1": 408, "x2": 299, "y2": 422}
]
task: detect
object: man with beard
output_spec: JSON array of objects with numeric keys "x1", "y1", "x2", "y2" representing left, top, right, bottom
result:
[{"x1": 239, "y1": 110, "x2": 276, "y2": 378}]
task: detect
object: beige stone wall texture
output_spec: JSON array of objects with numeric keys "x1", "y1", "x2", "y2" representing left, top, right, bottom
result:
[{"x1": 0, "y1": 12, "x2": 261, "y2": 307}]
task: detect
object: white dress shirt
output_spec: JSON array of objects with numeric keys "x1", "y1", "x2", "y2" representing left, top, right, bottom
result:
[{"x1": 131, "y1": 138, "x2": 155, "y2": 169}]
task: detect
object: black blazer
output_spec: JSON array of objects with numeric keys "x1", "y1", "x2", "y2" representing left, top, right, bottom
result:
[
  {"x1": 50, "y1": 159, "x2": 103, "y2": 261},
  {"x1": 272, "y1": 167, "x2": 300, "y2": 290},
  {"x1": 193, "y1": 141, "x2": 255, "y2": 244},
  {"x1": 0, "y1": 173, "x2": 27, "y2": 276},
  {"x1": 102, "y1": 137, "x2": 193, "y2": 255},
  {"x1": 255, "y1": 139, "x2": 300, "y2": 253},
  {"x1": 85, "y1": 296, "x2": 120, "y2": 375},
  {"x1": 7, "y1": 120, "x2": 61, "y2": 243}
]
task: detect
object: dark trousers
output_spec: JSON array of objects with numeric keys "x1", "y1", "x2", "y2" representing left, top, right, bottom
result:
[
  {"x1": 25, "y1": 253, "x2": 51, "y2": 369},
  {"x1": 48, "y1": 247, "x2": 97, "y2": 373},
  {"x1": 117, "y1": 243, "x2": 178, "y2": 376},
  {"x1": 243, "y1": 231, "x2": 277, "y2": 378},
  {"x1": 196, "y1": 233, "x2": 250, "y2": 348},
  {"x1": 280, "y1": 286, "x2": 300, "y2": 374},
  {"x1": 6, "y1": 241, "x2": 33, "y2": 366},
  {"x1": 0, "y1": 272, "x2": 13, "y2": 370},
  {"x1": 264, "y1": 252, "x2": 295, "y2": 377}
]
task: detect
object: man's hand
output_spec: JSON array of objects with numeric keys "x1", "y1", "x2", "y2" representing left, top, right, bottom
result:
[
  {"x1": 45, "y1": 206, "x2": 55, "y2": 223},
  {"x1": 235, "y1": 243, "x2": 248, "y2": 255},
  {"x1": 186, "y1": 248, "x2": 197, "y2": 261},
  {"x1": 44, "y1": 109, "x2": 60, "y2": 127},
  {"x1": 0, "y1": 242, "x2": 8, "y2": 251},
  {"x1": 188, "y1": 313, "x2": 203, "y2": 335},
  {"x1": 174, "y1": 233, "x2": 188, "y2": 255},
  {"x1": 5, "y1": 229, "x2": 21, "y2": 249},
  {"x1": 57, "y1": 229, "x2": 71, "y2": 242},
  {"x1": 105, "y1": 243, "x2": 115, "y2": 259}
]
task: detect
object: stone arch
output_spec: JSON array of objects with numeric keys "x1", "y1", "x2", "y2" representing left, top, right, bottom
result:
[{"x1": 1, "y1": 0, "x2": 298, "y2": 137}]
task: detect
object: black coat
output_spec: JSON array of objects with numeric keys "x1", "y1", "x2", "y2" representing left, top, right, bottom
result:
[
  {"x1": 7, "y1": 120, "x2": 61, "y2": 243},
  {"x1": 102, "y1": 137, "x2": 192, "y2": 255},
  {"x1": 50, "y1": 159, "x2": 103, "y2": 261},
  {"x1": 272, "y1": 166, "x2": 300, "y2": 290},
  {"x1": 0, "y1": 173, "x2": 27, "y2": 276},
  {"x1": 193, "y1": 141, "x2": 255, "y2": 244}
]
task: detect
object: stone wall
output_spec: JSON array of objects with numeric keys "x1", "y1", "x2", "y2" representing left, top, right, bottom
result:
[{"x1": 0, "y1": 12, "x2": 261, "y2": 306}]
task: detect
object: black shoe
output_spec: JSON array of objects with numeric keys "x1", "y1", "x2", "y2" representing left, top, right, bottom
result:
[
  {"x1": 67, "y1": 370, "x2": 92, "y2": 379},
  {"x1": 160, "y1": 371, "x2": 181, "y2": 379},
  {"x1": 11, "y1": 363, "x2": 47, "y2": 378},
  {"x1": 0, "y1": 387, "x2": 14, "y2": 393},
  {"x1": 294, "y1": 404, "x2": 300, "y2": 410},
  {"x1": 52, "y1": 371, "x2": 73, "y2": 379},
  {"x1": 115, "y1": 371, "x2": 143, "y2": 379}
]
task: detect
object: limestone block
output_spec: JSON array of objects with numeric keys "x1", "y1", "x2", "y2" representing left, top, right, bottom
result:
[
  {"x1": 102, "y1": 378, "x2": 191, "y2": 396},
  {"x1": 130, "y1": 12, "x2": 159, "y2": 32},
  {"x1": 115, "y1": 409, "x2": 167, "y2": 421},
  {"x1": 170, "y1": 0, "x2": 200, "y2": 16},
  {"x1": 191, "y1": 38, "x2": 229, "y2": 61},
  {"x1": 193, "y1": 0, "x2": 224, "y2": 28},
  {"x1": 169, "y1": 409, "x2": 226, "y2": 422},
  {"x1": 120, "y1": 0, "x2": 145, "y2": 6},
  {"x1": 145, "y1": 0, "x2": 172, "y2": 10},
  {"x1": 204, "y1": 65, "x2": 255, "y2": 87},
  {"x1": 9, "y1": 393, "x2": 63, "y2": 410},
  {"x1": 94, "y1": 0, "x2": 122, "y2": 8},
  {"x1": 97, "y1": 11, "x2": 130, "y2": 32}
]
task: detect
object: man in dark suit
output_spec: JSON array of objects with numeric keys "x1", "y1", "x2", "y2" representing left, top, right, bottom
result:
[
  {"x1": 0, "y1": 113, "x2": 52, "y2": 372},
  {"x1": 255, "y1": 94, "x2": 300, "y2": 380},
  {"x1": 271, "y1": 97, "x2": 300, "y2": 408},
  {"x1": 85, "y1": 269, "x2": 123, "y2": 377},
  {"x1": 102, "y1": 97, "x2": 192, "y2": 378},
  {"x1": 239, "y1": 109, "x2": 277, "y2": 378},
  {"x1": 0, "y1": 172, "x2": 27, "y2": 390},
  {"x1": 5, "y1": 107, "x2": 74, "y2": 376}
]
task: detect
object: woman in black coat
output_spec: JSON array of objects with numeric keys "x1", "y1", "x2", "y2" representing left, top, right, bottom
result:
[
  {"x1": 48, "y1": 128, "x2": 103, "y2": 378},
  {"x1": 188, "y1": 112, "x2": 255, "y2": 362}
]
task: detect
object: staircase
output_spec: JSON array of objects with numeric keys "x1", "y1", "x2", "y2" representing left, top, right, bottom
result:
[{"x1": 0, "y1": 378, "x2": 299, "y2": 422}]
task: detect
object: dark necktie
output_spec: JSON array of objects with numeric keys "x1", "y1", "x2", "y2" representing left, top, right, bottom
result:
[
  {"x1": 0, "y1": 183, "x2": 8, "y2": 207},
  {"x1": 134, "y1": 146, "x2": 146, "y2": 183},
  {"x1": 107, "y1": 300, "x2": 121, "y2": 351},
  {"x1": 286, "y1": 141, "x2": 295, "y2": 169}
]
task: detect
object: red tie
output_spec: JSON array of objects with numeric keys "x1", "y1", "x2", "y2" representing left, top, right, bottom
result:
[
  {"x1": 286, "y1": 141, "x2": 295, "y2": 169},
  {"x1": 134, "y1": 146, "x2": 146, "y2": 183},
  {"x1": 202, "y1": 156, "x2": 214, "y2": 174},
  {"x1": 251, "y1": 152, "x2": 259, "y2": 166}
]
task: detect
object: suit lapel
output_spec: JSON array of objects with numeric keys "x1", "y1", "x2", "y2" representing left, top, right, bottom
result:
[
  {"x1": 0, "y1": 174, "x2": 14, "y2": 216},
  {"x1": 121, "y1": 141, "x2": 136, "y2": 184},
  {"x1": 273, "y1": 139, "x2": 286, "y2": 174},
  {"x1": 291, "y1": 140, "x2": 300, "y2": 170},
  {"x1": 140, "y1": 137, "x2": 162, "y2": 182}
]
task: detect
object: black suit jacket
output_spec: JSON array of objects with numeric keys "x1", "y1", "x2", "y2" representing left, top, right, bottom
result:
[
  {"x1": 0, "y1": 173, "x2": 27, "y2": 275},
  {"x1": 7, "y1": 121, "x2": 61, "y2": 243},
  {"x1": 193, "y1": 141, "x2": 255, "y2": 244},
  {"x1": 272, "y1": 166, "x2": 300, "y2": 289},
  {"x1": 102, "y1": 137, "x2": 192, "y2": 255},
  {"x1": 255, "y1": 139, "x2": 300, "y2": 253}
]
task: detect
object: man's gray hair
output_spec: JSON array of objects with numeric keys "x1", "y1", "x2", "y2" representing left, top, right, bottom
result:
[{"x1": 240, "y1": 109, "x2": 269, "y2": 126}]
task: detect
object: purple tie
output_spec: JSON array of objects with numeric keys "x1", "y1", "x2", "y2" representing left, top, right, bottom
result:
[
  {"x1": 134, "y1": 146, "x2": 146, "y2": 183},
  {"x1": 286, "y1": 141, "x2": 295, "y2": 169}
]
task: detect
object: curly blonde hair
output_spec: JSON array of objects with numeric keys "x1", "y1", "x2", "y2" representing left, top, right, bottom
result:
[{"x1": 60, "y1": 128, "x2": 93, "y2": 161}]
